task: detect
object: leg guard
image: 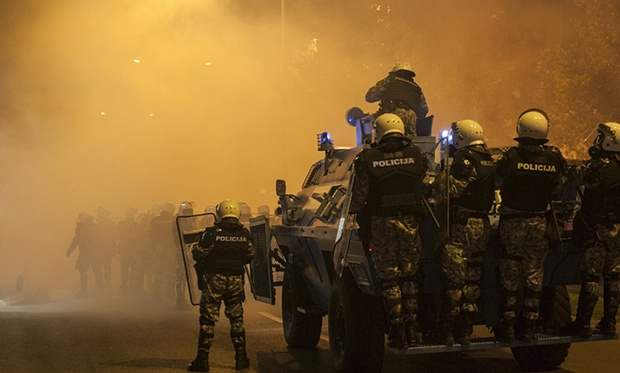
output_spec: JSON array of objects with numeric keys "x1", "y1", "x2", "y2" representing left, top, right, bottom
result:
[
  {"x1": 401, "y1": 280, "x2": 422, "y2": 346},
  {"x1": 575, "y1": 280, "x2": 600, "y2": 329},
  {"x1": 597, "y1": 275, "x2": 620, "y2": 336}
]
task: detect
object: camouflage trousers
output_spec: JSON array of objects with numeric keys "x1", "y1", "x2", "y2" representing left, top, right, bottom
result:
[
  {"x1": 579, "y1": 223, "x2": 620, "y2": 324},
  {"x1": 369, "y1": 215, "x2": 422, "y2": 328},
  {"x1": 498, "y1": 216, "x2": 548, "y2": 322},
  {"x1": 198, "y1": 273, "x2": 246, "y2": 354},
  {"x1": 441, "y1": 217, "x2": 490, "y2": 322}
]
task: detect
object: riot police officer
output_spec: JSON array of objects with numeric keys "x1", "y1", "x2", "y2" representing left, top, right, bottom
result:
[
  {"x1": 365, "y1": 63, "x2": 429, "y2": 138},
  {"x1": 572, "y1": 122, "x2": 620, "y2": 337},
  {"x1": 439, "y1": 120, "x2": 495, "y2": 346},
  {"x1": 188, "y1": 200, "x2": 255, "y2": 372},
  {"x1": 349, "y1": 113, "x2": 428, "y2": 348},
  {"x1": 495, "y1": 109, "x2": 567, "y2": 343}
]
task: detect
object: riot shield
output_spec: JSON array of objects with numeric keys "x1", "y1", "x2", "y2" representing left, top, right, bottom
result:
[
  {"x1": 248, "y1": 215, "x2": 276, "y2": 305},
  {"x1": 176, "y1": 213, "x2": 216, "y2": 306}
]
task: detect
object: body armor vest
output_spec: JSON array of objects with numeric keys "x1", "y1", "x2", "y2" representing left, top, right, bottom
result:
[
  {"x1": 361, "y1": 140, "x2": 427, "y2": 216},
  {"x1": 583, "y1": 155, "x2": 620, "y2": 222},
  {"x1": 381, "y1": 77, "x2": 422, "y2": 112},
  {"x1": 452, "y1": 147, "x2": 496, "y2": 212},
  {"x1": 500, "y1": 146, "x2": 563, "y2": 212},
  {"x1": 204, "y1": 224, "x2": 250, "y2": 275}
]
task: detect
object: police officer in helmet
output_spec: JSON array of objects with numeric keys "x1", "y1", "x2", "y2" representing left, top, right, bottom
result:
[
  {"x1": 572, "y1": 122, "x2": 620, "y2": 337},
  {"x1": 495, "y1": 109, "x2": 567, "y2": 343},
  {"x1": 439, "y1": 120, "x2": 495, "y2": 346},
  {"x1": 350, "y1": 113, "x2": 428, "y2": 348},
  {"x1": 188, "y1": 200, "x2": 255, "y2": 372},
  {"x1": 365, "y1": 63, "x2": 429, "y2": 138}
]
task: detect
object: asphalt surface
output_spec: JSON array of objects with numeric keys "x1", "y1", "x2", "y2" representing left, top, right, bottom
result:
[{"x1": 0, "y1": 292, "x2": 618, "y2": 373}]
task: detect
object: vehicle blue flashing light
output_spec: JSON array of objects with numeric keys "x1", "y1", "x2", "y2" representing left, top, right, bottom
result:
[{"x1": 320, "y1": 131, "x2": 333, "y2": 145}]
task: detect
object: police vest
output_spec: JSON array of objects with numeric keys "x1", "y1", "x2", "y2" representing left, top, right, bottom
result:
[
  {"x1": 583, "y1": 155, "x2": 620, "y2": 221},
  {"x1": 204, "y1": 226, "x2": 250, "y2": 275},
  {"x1": 452, "y1": 147, "x2": 496, "y2": 212},
  {"x1": 361, "y1": 142, "x2": 427, "y2": 216},
  {"x1": 381, "y1": 77, "x2": 422, "y2": 111},
  {"x1": 500, "y1": 146, "x2": 563, "y2": 212}
]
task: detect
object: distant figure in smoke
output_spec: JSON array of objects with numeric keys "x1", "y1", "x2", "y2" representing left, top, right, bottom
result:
[
  {"x1": 188, "y1": 200, "x2": 255, "y2": 372},
  {"x1": 149, "y1": 203, "x2": 177, "y2": 300},
  {"x1": 95, "y1": 207, "x2": 118, "y2": 287},
  {"x1": 176, "y1": 201, "x2": 195, "y2": 309},
  {"x1": 366, "y1": 63, "x2": 429, "y2": 138},
  {"x1": 118, "y1": 208, "x2": 140, "y2": 293},
  {"x1": 66, "y1": 213, "x2": 103, "y2": 297}
]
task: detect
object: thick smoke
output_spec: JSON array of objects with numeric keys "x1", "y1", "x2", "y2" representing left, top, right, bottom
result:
[{"x1": 0, "y1": 0, "x2": 619, "y2": 293}]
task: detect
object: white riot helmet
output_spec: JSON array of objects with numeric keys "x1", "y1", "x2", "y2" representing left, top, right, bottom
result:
[
  {"x1": 391, "y1": 62, "x2": 415, "y2": 76},
  {"x1": 178, "y1": 201, "x2": 194, "y2": 216},
  {"x1": 450, "y1": 119, "x2": 485, "y2": 149},
  {"x1": 374, "y1": 113, "x2": 405, "y2": 142},
  {"x1": 594, "y1": 122, "x2": 620, "y2": 152},
  {"x1": 216, "y1": 200, "x2": 240, "y2": 220},
  {"x1": 516, "y1": 109, "x2": 549, "y2": 143}
]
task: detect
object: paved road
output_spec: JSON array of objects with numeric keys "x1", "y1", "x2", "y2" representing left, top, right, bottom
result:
[{"x1": 0, "y1": 294, "x2": 618, "y2": 373}]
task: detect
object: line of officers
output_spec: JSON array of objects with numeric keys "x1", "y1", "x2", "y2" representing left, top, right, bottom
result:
[
  {"x1": 66, "y1": 202, "x2": 263, "y2": 306},
  {"x1": 349, "y1": 110, "x2": 620, "y2": 349}
]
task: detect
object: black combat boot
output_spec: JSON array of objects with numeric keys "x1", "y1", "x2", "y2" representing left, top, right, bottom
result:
[
  {"x1": 520, "y1": 319, "x2": 538, "y2": 343},
  {"x1": 571, "y1": 283, "x2": 599, "y2": 337},
  {"x1": 595, "y1": 283, "x2": 619, "y2": 337},
  {"x1": 187, "y1": 351, "x2": 209, "y2": 372},
  {"x1": 494, "y1": 319, "x2": 515, "y2": 344},
  {"x1": 459, "y1": 312, "x2": 473, "y2": 347},
  {"x1": 234, "y1": 350, "x2": 250, "y2": 370},
  {"x1": 405, "y1": 316, "x2": 423, "y2": 347},
  {"x1": 387, "y1": 318, "x2": 406, "y2": 349}
]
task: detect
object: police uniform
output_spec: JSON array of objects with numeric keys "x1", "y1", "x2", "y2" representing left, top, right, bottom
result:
[
  {"x1": 350, "y1": 134, "x2": 428, "y2": 345},
  {"x1": 495, "y1": 144, "x2": 566, "y2": 340},
  {"x1": 365, "y1": 75, "x2": 429, "y2": 138},
  {"x1": 191, "y1": 219, "x2": 255, "y2": 367},
  {"x1": 440, "y1": 145, "x2": 495, "y2": 342},
  {"x1": 575, "y1": 152, "x2": 620, "y2": 335}
]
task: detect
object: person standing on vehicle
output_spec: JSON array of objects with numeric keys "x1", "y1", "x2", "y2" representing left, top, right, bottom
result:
[
  {"x1": 365, "y1": 63, "x2": 429, "y2": 138},
  {"x1": 572, "y1": 122, "x2": 620, "y2": 337},
  {"x1": 495, "y1": 109, "x2": 567, "y2": 343},
  {"x1": 439, "y1": 120, "x2": 496, "y2": 346},
  {"x1": 349, "y1": 113, "x2": 429, "y2": 348},
  {"x1": 188, "y1": 200, "x2": 255, "y2": 372}
]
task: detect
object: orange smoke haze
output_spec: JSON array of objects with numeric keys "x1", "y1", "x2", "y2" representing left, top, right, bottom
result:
[{"x1": 0, "y1": 0, "x2": 619, "y2": 291}]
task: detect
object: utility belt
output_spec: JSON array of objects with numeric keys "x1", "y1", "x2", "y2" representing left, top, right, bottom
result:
[
  {"x1": 202, "y1": 259, "x2": 245, "y2": 276},
  {"x1": 371, "y1": 195, "x2": 424, "y2": 218}
]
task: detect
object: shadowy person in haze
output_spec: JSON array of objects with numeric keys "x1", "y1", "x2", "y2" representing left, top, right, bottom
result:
[
  {"x1": 118, "y1": 208, "x2": 140, "y2": 293},
  {"x1": 95, "y1": 207, "x2": 118, "y2": 287},
  {"x1": 66, "y1": 213, "x2": 103, "y2": 297},
  {"x1": 366, "y1": 63, "x2": 429, "y2": 138}
]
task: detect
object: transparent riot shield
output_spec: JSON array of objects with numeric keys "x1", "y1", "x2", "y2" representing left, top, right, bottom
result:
[
  {"x1": 176, "y1": 213, "x2": 216, "y2": 306},
  {"x1": 248, "y1": 215, "x2": 277, "y2": 305}
]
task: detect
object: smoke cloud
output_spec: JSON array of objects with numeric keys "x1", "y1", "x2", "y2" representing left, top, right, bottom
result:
[{"x1": 0, "y1": 0, "x2": 619, "y2": 292}]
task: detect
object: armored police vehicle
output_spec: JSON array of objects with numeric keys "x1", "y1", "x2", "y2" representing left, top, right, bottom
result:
[{"x1": 176, "y1": 110, "x2": 616, "y2": 373}]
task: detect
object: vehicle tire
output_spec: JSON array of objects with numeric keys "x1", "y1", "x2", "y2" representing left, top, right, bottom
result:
[
  {"x1": 340, "y1": 269, "x2": 385, "y2": 373},
  {"x1": 511, "y1": 285, "x2": 571, "y2": 371},
  {"x1": 282, "y1": 265, "x2": 322, "y2": 349}
]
